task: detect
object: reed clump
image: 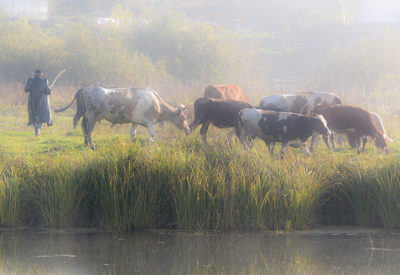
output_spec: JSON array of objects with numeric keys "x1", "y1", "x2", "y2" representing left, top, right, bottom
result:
[
  {"x1": 322, "y1": 156, "x2": 400, "y2": 228},
  {"x1": 1, "y1": 138, "x2": 400, "y2": 231}
]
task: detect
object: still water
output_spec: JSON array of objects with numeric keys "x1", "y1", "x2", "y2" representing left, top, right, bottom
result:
[{"x1": 1, "y1": 229, "x2": 400, "y2": 274}]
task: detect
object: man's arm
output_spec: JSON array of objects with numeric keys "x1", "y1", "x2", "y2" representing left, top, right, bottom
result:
[
  {"x1": 24, "y1": 78, "x2": 32, "y2": 93},
  {"x1": 43, "y1": 79, "x2": 51, "y2": 95}
]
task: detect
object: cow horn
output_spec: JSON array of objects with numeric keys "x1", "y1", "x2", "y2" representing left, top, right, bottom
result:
[{"x1": 175, "y1": 104, "x2": 186, "y2": 115}]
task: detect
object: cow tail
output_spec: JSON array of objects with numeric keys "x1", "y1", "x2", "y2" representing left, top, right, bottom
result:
[
  {"x1": 73, "y1": 89, "x2": 85, "y2": 129},
  {"x1": 54, "y1": 89, "x2": 81, "y2": 113},
  {"x1": 334, "y1": 96, "x2": 343, "y2": 105},
  {"x1": 236, "y1": 111, "x2": 244, "y2": 139}
]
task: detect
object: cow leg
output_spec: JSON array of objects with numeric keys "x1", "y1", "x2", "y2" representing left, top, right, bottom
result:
[
  {"x1": 81, "y1": 116, "x2": 89, "y2": 146},
  {"x1": 247, "y1": 136, "x2": 256, "y2": 149},
  {"x1": 355, "y1": 135, "x2": 362, "y2": 154},
  {"x1": 200, "y1": 122, "x2": 210, "y2": 145},
  {"x1": 145, "y1": 122, "x2": 156, "y2": 141},
  {"x1": 237, "y1": 122, "x2": 249, "y2": 148},
  {"x1": 268, "y1": 143, "x2": 275, "y2": 155},
  {"x1": 245, "y1": 135, "x2": 256, "y2": 149},
  {"x1": 85, "y1": 118, "x2": 97, "y2": 150},
  {"x1": 189, "y1": 120, "x2": 200, "y2": 133},
  {"x1": 129, "y1": 123, "x2": 138, "y2": 142},
  {"x1": 336, "y1": 134, "x2": 345, "y2": 146},
  {"x1": 280, "y1": 142, "x2": 289, "y2": 159},
  {"x1": 322, "y1": 135, "x2": 332, "y2": 151},
  {"x1": 309, "y1": 134, "x2": 320, "y2": 152},
  {"x1": 239, "y1": 134, "x2": 253, "y2": 150},
  {"x1": 361, "y1": 135, "x2": 367, "y2": 152},
  {"x1": 227, "y1": 128, "x2": 236, "y2": 142},
  {"x1": 301, "y1": 143, "x2": 311, "y2": 157},
  {"x1": 330, "y1": 133, "x2": 336, "y2": 149}
]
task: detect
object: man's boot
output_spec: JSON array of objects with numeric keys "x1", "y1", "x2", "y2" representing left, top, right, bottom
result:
[{"x1": 35, "y1": 127, "x2": 40, "y2": 136}]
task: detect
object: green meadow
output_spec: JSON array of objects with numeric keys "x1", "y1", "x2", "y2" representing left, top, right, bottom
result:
[{"x1": 1, "y1": 86, "x2": 400, "y2": 232}]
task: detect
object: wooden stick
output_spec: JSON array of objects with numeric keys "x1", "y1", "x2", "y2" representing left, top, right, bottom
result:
[{"x1": 50, "y1": 69, "x2": 66, "y2": 89}]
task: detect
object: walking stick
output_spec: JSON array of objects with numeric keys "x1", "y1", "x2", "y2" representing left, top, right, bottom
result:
[{"x1": 50, "y1": 69, "x2": 66, "y2": 89}]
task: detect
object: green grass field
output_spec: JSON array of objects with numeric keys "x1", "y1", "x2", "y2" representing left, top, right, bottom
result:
[{"x1": 1, "y1": 87, "x2": 400, "y2": 232}]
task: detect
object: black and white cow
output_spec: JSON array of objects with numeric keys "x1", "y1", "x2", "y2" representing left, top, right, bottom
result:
[
  {"x1": 238, "y1": 109, "x2": 331, "y2": 157},
  {"x1": 259, "y1": 92, "x2": 342, "y2": 151},
  {"x1": 55, "y1": 86, "x2": 190, "y2": 149}
]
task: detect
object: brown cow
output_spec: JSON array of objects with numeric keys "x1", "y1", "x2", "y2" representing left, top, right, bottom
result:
[
  {"x1": 204, "y1": 84, "x2": 249, "y2": 103},
  {"x1": 347, "y1": 111, "x2": 393, "y2": 152},
  {"x1": 313, "y1": 105, "x2": 387, "y2": 153},
  {"x1": 190, "y1": 97, "x2": 253, "y2": 144}
]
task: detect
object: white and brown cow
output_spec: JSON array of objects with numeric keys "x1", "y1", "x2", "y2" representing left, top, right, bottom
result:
[
  {"x1": 259, "y1": 91, "x2": 342, "y2": 151},
  {"x1": 238, "y1": 109, "x2": 331, "y2": 157},
  {"x1": 190, "y1": 97, "x2": 253, "y2": 144},
  {"x1": 204, "y1": 84, "x2": 250, "y2": 103},
  {"x1": 55, "y1": 86, "x2": 190, "y2": 149},
  {"x1": 313, "y1": 105, "x2": 387, "y2": 153}
]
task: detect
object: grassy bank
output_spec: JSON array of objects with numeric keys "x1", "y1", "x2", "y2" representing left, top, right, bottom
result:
[
  {"x1": 1, "y1": 129, "x2": 400, "y2": 231},
  {"x1": 1, "y1": 84, "x2": 400, "y2": 232}
]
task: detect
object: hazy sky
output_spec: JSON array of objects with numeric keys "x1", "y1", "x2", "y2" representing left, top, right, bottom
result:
[{"x1": 359, "y1": 0, "x2": 400, "y2": 22}]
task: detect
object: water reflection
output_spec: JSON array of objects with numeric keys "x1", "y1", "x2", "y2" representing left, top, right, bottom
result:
[{"x1": 1, "y1": 230, "x2": 400, "y2": 274}]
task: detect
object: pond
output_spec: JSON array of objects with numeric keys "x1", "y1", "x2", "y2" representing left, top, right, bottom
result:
[{"x1": 1, "y1": 228, "x2": 400, "y2": 274}]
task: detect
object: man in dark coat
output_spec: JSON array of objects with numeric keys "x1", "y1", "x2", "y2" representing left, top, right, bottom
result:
[{"x1": 25, "y1": 69, "x2": 53, "y2": 136}]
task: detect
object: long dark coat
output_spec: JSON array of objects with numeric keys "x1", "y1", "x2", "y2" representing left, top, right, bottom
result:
[{"x1": 25, "y1": 77, "x2": 52, "y2": 126}]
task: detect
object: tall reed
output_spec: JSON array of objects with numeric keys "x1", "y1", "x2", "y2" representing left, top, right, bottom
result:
[
  {"x1": 0, "y1": 152, "x2": 23, "y2": 226},
  {"x1": 1, "y1": 138, "x2": 400, "y2": 231},
  {"x1": 321, "y1": 155, "x2": 400, "y2": 228}
]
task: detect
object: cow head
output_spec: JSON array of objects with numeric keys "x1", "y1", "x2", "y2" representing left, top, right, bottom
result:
[
  {"x1": 172, "y1": 104, "x2": 191, "y2": 135},
  {"x1": 374, "y1": 134, "x2": 388, "y2": 153},
  {"x1": 312, "y1": 113, "x2": 331, "y2": 136}
]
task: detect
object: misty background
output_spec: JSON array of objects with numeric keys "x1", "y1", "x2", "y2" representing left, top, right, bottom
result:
[{"x1": 0, "y1": 0, "x2": 399, "y2": 113}]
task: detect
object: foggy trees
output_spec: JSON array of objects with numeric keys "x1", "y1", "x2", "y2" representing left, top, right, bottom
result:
[
  {"x1": 0, "y1": 9, "x2": 256, "y2": 86},
  {"x1": 0, "y1": 0, "x2": 399, "y2": 110},
  {"x1": 127, "y1": 12, "x2": 246, "y2": 83},
  {"x1": 312, "y1": 31, "x2": 400, "y2": 94}
]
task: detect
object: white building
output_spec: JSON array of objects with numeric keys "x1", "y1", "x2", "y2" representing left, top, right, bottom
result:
[{"x1": 0, "y1": 0, "x2": 48, "y2": 20}]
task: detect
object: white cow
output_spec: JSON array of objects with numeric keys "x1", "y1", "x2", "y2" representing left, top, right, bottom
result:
[
  {"x1": 370, "y1": 112, "x2": 391, "y2": 141},
  {"x1": 259, "y1": 92, "x2": 342, "y2": 115},
  {"x1": 55, "y1": 86, "x2": 190, "y2": 149}
]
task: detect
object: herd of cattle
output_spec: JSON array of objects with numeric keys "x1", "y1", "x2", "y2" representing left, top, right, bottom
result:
[{"x1": 55, "y1": 84, "x2": 391, "y2": 156}]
